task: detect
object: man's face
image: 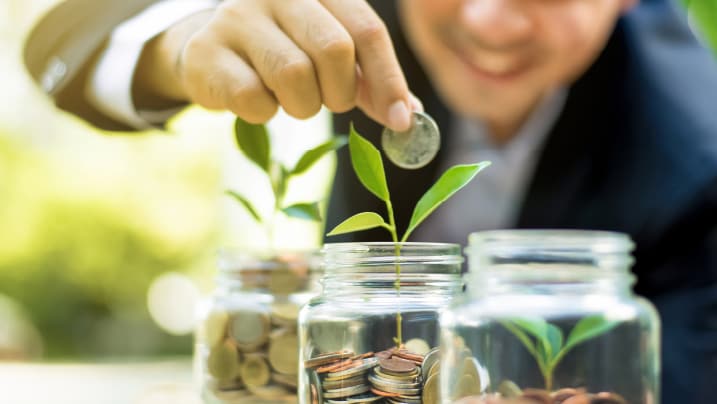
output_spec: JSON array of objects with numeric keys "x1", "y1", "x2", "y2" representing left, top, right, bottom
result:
[{"x1": 399, "y1": 0, "x2": 635, "y2": 125}]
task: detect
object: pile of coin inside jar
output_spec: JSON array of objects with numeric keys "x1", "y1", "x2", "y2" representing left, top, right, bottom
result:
[
  {"x1": 454, "y1": 384, "x2": 628, "y2": 404},
  {"x1": 199, "y1": 257, "x2": 313, "y2": 403},
  {"x1": 303, "y1": 340, "x2": 444, "y2": 404}
]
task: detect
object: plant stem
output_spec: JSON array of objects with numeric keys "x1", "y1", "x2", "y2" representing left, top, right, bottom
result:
[
  {"x1": 544, "y1": 369, "x2": 553, "y2": 392},
  {"x1": 385, "y1": 200, "x2": 403, "y2": 348}
]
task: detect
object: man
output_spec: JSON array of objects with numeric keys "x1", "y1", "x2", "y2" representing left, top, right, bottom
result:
[{"x1": 23, "y1": 0, "x2": 717, "y2": 402}]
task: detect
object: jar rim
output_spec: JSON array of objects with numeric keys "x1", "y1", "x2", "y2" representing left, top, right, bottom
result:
[
  {"x1": 322, "y1": 242, "x2": 464, "y2": 270},
  {"x1": 323, "y1": 242, "x2": 462, "y2": 253},
  {"x1": 467, "y1": 230, "x2": 634, "y2": 253},
  {"x1": 216, "y1": 248, "x2": 320, "y2": 273}
]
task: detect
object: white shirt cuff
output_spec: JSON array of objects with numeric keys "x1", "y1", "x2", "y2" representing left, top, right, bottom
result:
[{"x1": 86, "y1": 0, "x2": 217, "y2": 129}]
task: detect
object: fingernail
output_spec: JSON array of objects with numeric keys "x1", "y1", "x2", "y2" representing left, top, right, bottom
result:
[
  {"x1": 388, "y1": 100, "x2": 411, "y2": 132},
  {"x1": 409, "y1": 94, "x2": 424, "y2": 112}
]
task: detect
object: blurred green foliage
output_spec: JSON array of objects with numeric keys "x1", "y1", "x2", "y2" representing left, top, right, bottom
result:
[
  {"x1": 0, "y1": 130, "x2": 220, "y2": 358},
  {"x1": 684, "y1": 0, "x2": 717, "y2": 54}
]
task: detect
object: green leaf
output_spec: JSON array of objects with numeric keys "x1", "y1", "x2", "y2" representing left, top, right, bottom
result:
[
  {"x1": 500, "y1": 320, "x2": 540, "y2": 360},
  {"x1": 402, "y1": 162, "x2": 491, "y2": 242},
  {"x1": 269, "y1": 162, "x2": 289, "y2": 203},
  {"x1": 282, "y1": 202, "x2": 322, "y2": 221},
  {"x1": 545, "y1": 324, "x2": 564, "y2": 362},
  {"x1": 686, "y1": 0, "x2": 717, "y2": 56},
  {"x1": 292, "y1": 136, "x2": 348, "y2": 175},
  {"x1": 507, "y1": 317, "x2": 550, "y2": 365},
  {"x1": 327, "y1": 212, "x2": 389, "y2": 236},
  {"x1": 234, "y1": 117, "x2": 270, "y2": 172},
  {"x1": 225, "y1": 190, "x2": 262, "y2": 222},
  {"x1": 563, "y1": 315, "x2": 620, "y2": 353},
  {"x1": 348, "y1": 124, "x2": 390, "y2": 202}
]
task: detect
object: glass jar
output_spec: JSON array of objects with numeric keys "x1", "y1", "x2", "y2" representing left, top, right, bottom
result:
[
  {"x1": 441, "y1": 230, "x2": 660, "y2": 404},
  {"x1": 195, "y1": 249, "x2": 321, "y2": 404},
  {"x1": 298, "y1": 242, "x2": 464, "y2": 404}
]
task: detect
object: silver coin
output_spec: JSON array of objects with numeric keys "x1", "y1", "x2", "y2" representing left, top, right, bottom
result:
[
  {"x1": 421, "y1": 348, "x2": 440, "y2": 382},
  {"x1": 323, "y1": 384, "x2": 371, "y2": 399},
  {"x1": 381, "y1": 111, "x2": 440, "y2": 169}
]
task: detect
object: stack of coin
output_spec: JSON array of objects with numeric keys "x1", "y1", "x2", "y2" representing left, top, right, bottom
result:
[
  {"x1": 201, "y1": 299, "x2": 304, "y2": 402},
  {"x1": 305, "y1": 351, "x2": 380, "y2": 403},
  {"x1": 304, "y1": 342, "x2": 439, "y2": 404},
  {"x1": 369, "y1": 349, "x2": 424, "y2": 404},
  {"x1": 199, "y1": 252, "x2": 320, "y2": 403}
]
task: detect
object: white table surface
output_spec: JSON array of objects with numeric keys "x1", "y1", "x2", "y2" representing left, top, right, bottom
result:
[{"x1": 0, "y1": 359, "x2": 202, "y2": 404}]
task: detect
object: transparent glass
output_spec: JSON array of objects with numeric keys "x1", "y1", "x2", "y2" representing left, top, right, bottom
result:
[
  {"x1": 194, "y1": 249, "x2": 321, "y2": 404},
  {"x1": 441, "y1": 230, "x2": 660, "y2": 404},
  {"x1": 298, "y1": 242, "x2": 464, "y2": 404}
]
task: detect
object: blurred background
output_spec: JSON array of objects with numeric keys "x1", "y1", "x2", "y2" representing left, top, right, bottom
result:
[
  {"x1": 0, "y1": 0, "x2": 333, "y2": 365},
  {"x1": 0, "y1": 0, "x2": 715, "y2": 402},
  {"x1": 0, "y1": 0, "x2": 715, "y2": 369}
]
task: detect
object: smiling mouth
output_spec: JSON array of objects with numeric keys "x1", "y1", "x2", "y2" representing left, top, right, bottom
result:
[{"x1": 440, "y1": 33, "x2": 532, "y2": 82}]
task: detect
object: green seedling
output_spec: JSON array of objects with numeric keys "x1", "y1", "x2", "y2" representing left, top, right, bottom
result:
[
  {"x1": 227, "y1": 118, "x2": 347, "y2": 249},
  {"x1": 501, "y1": 315, "x2": 620, "y2": 391},
  {"x1": 327, "y1": 123, "x2": 490, "y2": 346}
]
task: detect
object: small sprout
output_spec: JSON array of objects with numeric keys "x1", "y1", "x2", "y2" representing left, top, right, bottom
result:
[
  {"x1": 228, "y1": 117, "x2": 347, "y2": 248},
  {"x1": 501, "y1": 315, "x2": 620, "y2": 391},
  {"x1": 327, "y1": 123, "x2": 490, "y2": 347},
  {"x1": 327, "y1": 123, "x2": 490, "y2": 243}
]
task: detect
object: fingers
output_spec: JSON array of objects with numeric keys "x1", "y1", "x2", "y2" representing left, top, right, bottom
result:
[
  {"x1": 273, "y1": 0, "x2": 357, "y2": 113},
  {"x1": 214, "y1": 13, "x2": 322, "y2": 120},
  {"x1": 181, "y1": 34, "x2": 278, "y2": 123},
  {"x1": 320, "y1": 0, "x2": 412, "y2": 131},
  {"x1": 177, "y1": 0, "x2": 416, "y2": 128}
]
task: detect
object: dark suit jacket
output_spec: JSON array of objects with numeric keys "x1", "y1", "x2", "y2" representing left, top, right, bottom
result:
[{"x1": 23, "y1": 1, "x2": 717, "y2": 403}]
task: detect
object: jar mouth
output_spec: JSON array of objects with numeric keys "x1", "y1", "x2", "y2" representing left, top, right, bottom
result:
[
  {"x1": 466, "y1": 230, "x2": 635, "y2": 281},
  {"x1": 217, "y1": 248, "x2": 320, "y2": 272},
  {"x1": 216, "y1": 248, "x2": 321, "y2": 292},
  {"x1": 322, "y1": 242, "x2": 464, "y2": 271},
  {"x1": 467, "y1": 230, "x2": 634, "y2": 254}
]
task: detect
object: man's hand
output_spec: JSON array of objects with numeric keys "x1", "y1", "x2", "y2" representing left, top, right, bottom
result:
[{"x1": 135, "y1": 0, "x2": 420, "y2": 131}]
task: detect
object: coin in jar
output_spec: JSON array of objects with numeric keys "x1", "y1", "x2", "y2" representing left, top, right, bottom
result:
[
  {"x1": 240, "y1": 354, "x2": 271, "y2": 388},
  {"x1": 228, "y1": 309, "x2": 270, "y2": 351},
  {"x1": 207, "y1": 340, "x2": 239, "y2": 380},
  {"x1": 268, "y1": 329, "x2": 299, "y2": 375}
]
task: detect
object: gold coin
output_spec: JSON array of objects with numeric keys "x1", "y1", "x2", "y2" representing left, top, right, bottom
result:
[
  {"x1": 422, "y1": 373, "x2": 440, "y2": 404},
  {"x1": 202, "y1": 310, "x2": 229, "y2": 348},
  {"x1": 269, "y1": 267, "x2": 303, "y2": 295},
  {"x1": 498, "y1": 380, "x2": 522, "y2": 398},
  {"x1": 207, "y1": 340, "x2": 240, "y2": 381},
  {"x1": 459, "y1": 356, "x2": 482, "y2": 393},
  {"x1": 240, "y1": 354, "x2": 271, "y2": 388},
  {"x1": 268, "y1": 329, "x2": 299, "y2": 375},
  {"x1": 270, "y1": 302, "x2": 301, "y2": 327},
  {"x1": 404, "y1": 338, "x2": 430, "y2": 356},
  {"x1": 427, "y1": 361, "x2": 440, "y2": 379},
  {"x1": 453, "y1": 356, "x2": 482, "y2": 399},
  {"x1": 422, "y1": 348, "x2": 440, "y2": 382},
  {"x1": 228, "y1": 309, "x2": 270, "y2": 351}
]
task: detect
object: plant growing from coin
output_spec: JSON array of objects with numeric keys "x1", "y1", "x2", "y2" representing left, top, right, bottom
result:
[
  {"x1": 327, "y1": 124, "x2": 490, "y2": 346},
  {"x1": 500, "y1": 315, "x2": 620, "y2": 391},
  {"x1": 228, "y1": 118, "x2": 347, "y2": 250}
]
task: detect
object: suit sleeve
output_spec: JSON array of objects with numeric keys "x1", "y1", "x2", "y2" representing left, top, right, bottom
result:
[
  {"x1": 22, "y1": 0, "x2": 214, "y2": 132},
  {"x1": 86, "y1": 0, "x2": 217, "y2": 130}
]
